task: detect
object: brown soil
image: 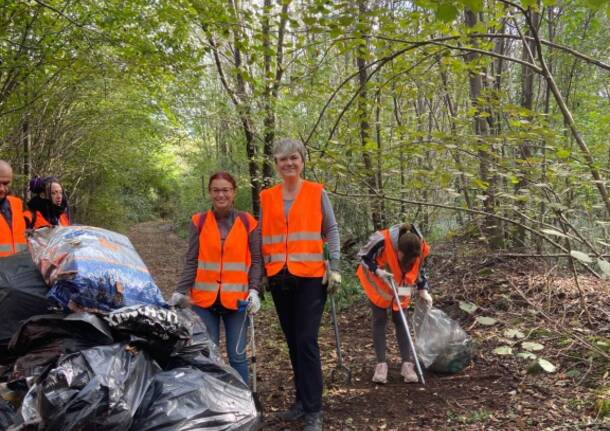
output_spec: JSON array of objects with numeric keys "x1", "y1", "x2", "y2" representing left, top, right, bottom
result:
[{"x1": 128, "y1": 221, "x2": 610, "y2": 431}]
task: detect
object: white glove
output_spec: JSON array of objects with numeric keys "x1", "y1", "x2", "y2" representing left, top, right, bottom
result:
[
  {"x1": 169, "y1": 292, "x2": 191, "y2": 309},
  {"x1": 327, "y1": 271, "x2": 342, "y2": 295},
  {"x1": 375, "y1": 268, "x2": 393, "y2": 280},
  {"x1": 418, "y1": 289, "x2": 433, "y2": 308},
  {"x1": 246, "y1": 290, "x2": 260, "y2": 315}
]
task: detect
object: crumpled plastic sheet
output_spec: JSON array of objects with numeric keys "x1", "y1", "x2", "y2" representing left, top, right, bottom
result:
[
  {"x1": 172, "y1": 308, "x2": 221, "y2": 362},
  {"x1": 28, "y1": 226, "x2": 166, "y2": 312},
  {"x1": 413, "y1": 303, "x2": 472, "y2": 373},
  {"x1": 19, "y1": 343, "x2": 160, "y2": 431}
]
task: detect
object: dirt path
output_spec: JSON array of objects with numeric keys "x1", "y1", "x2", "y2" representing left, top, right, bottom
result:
[{"x1": 129, "y1": 220, "x2": 608, "y2": 430}]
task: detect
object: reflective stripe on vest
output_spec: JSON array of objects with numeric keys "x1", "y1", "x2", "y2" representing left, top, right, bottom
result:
[
  {"x1": 260, "y1": 180, "x2": 325, "y2": 278},
  {"x1": 0, "y1": 196, "x2": 27, "y2": 257},
  {"x1": 360, "y1": 265, "x2": 393, "y2": 302},
  {"x1": 190, "y1": 210, "x2": 256, "y2": 310}
]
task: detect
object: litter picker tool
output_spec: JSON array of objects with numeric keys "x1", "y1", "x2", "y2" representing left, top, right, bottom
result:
[
  {"x1": 324, "y1": 244, "x2": 352, "y2": 385},
  {"x1": 237, "y1": 302, "x2": 264, "y2": 415},
  {"x1": 387, "y1": 277, "x2": 426, "y2": 385}
]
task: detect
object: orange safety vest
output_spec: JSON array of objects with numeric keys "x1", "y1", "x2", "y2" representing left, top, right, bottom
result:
[
  {"x1": 357, "y1": 225, "x2": 430, "y2": 311},
  {"x1": 190, "y1": 210, "x2": 257, "y2": 310},
  {"x1": 0, "y1": 196, "x2": 28, "y2": 257},
  {"x1": 24, "y1": 210, "x2": 70, "y2": 229},
  {"x1": 260, "y1": 180, "x2": 325, "y2": 278}
]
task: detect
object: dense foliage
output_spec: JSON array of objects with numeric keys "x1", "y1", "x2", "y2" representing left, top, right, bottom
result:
[{"x1": 1, "y1": 0, "x2": 608, "y2": 273}]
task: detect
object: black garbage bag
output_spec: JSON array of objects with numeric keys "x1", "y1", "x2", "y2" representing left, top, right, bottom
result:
[
  {"x1": 172, "y1": 308, "x2": 220, "y2": 361},
  {"x1": 0, "y1": 397, "x2": 17, "y2": 429},
  {"x1": 0, "y1": 252, "x2": 50, "y2": 359},
  {"x1": 106, "y1": 305, "x2": 192, "y2": 342},
  {"x1": 20, "y1": 343, "x2": 159, "y2": 431},
  {"x1": 131, "y1": 364, "x2": 259, "y2": 431},
  {"x1": 6, "y1": 313, "x2": 113, "y2": 388},
  {"x1": 105, "y1": 305, "x2": 194, "y2": 367}
]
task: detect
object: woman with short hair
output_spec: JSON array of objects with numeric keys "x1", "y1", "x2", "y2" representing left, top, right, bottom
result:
[{"x1": 259, "y1": 138, "x2": 341, "y2": 431}]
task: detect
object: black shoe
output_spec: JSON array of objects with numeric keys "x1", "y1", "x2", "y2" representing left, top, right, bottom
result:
[
  {"x1": 277, "y1": 401, "x2": 305, "y2": 421},
  {"x1": 303, "y1": 411, "x2": 323, "y2": 431}
]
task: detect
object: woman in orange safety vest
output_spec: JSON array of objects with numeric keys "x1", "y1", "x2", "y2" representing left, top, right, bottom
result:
[
  {"x1": 260, "y1": 138, "x2": 340, "y2": 431},
  {"x1": 24, "y1": 176, "x2": 71, "y2": 229},
  {"x1": 171, "y1": 171, "x2": 262, "y2": 384},
  {"x1": 357, "y1": 223, "x2": 432, "y2": 385}
]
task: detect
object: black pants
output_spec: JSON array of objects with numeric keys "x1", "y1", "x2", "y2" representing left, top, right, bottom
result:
[{"x1": 270, "y1": 270, "x2": 327, "y2": 413}]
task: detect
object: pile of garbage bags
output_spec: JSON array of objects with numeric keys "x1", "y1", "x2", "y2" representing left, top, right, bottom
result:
[
  {"x1": 413, "y1": 301, "x2": 473, "y2": 373},
  {"x1": 0, "y1": 228, "x2": 259, "y2": 431}
]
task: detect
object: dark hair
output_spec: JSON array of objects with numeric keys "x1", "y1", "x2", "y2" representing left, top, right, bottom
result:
[
  {"x1": 29, "y1": 176, "x2": 60, "y2": 195},
  {"x1": 208, "y1": 171, "x2": 237, "y2": 190},
  {"x1": 397, "y1": 224, "x2": 422, "y2": 269}
]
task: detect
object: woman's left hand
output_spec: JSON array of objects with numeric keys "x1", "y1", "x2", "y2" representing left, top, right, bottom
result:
[
  {"x1": 327, "y1": 271, "x2": 342, "y2": 295},
  {"x1": 246, "y1": 290, "x2": 261, "y2": 314}
]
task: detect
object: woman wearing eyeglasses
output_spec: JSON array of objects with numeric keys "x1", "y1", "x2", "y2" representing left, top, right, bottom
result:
[{"x1": 171, "y1": 171, "x2": 263, "y2": 384}]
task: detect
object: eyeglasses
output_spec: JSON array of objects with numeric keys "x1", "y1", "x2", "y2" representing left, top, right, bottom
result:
[{"x1": 210, "y1": 188, "x2": 234, "y2": 195}]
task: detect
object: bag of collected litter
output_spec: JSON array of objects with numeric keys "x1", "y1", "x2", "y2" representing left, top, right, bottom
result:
[
  {"x1": 131, "y1": 364, "x2": 259, "y2": 431},
  {"x1": 106, "y1": 305, "x2": 192, "y2": 342},
  {"x1": 0, "y1": 252, "x2": 50, "y2": 358},
  {"x1": 28, "y1": 226, "x2": 166, "y2": 312},
  {"x1": 413, "y1": 302, "x2": 472, "y2": 373},
  {"x1": 106, "y1": 305, "x2": 194, "y2": 366},
  {"x1": 7, "y1": 313, "x2": 113, "y2": 388},
  {"x1": 171, "y1": 308, "x2": 220, "y2": 361},
  {"x1": 0, "y1": 397, "x2": 17, "y2": 429},
  {"x1": 19, "y1": 343, "x2": 159, "y2": 431}
]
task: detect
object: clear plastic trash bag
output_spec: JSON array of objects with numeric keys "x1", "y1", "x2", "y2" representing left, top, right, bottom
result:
[
  {"x1": 28, "y1": 226, "x2": 166, "y2": 312},
  {"x1": 412, "y1": 301, "x2": 472, "y2": 373}
]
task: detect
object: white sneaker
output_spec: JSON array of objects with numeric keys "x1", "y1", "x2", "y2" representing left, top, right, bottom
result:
[
  {"x1": 401, "y1": 362, "x2": 418, "y2": 383},
  {"x1": 371, "y1": 362, "x2": 388, "y2": 384}
]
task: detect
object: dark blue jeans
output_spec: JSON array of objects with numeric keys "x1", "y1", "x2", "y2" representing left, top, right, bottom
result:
[
  {"x1": 192, "y1": 305, "x2": 249, "y2": 384},
  {"x1": 270, "y1": 271, "x2": 327, "y2": 413}
]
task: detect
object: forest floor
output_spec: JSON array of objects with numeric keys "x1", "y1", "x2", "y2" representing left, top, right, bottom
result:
[{"x1": 129, "y1": 220, "x2": 610, "y2": 431}]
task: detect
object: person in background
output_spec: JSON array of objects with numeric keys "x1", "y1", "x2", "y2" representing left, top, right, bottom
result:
[
  {"x1": 259, "y1": 138, "x2": 341, "y2": 431},
  {"x1": 24, "y1": 176, "x2": 71, "y2": 229},
  {"x1": 356, "y1": 223, "x2": 432, "y2": 384},
  {"x1": 0, "y1": 160, "x2": 27, "y2": 257},
  {"x1": 170, "y1": 171, "x2": 262, "y2": 384}
]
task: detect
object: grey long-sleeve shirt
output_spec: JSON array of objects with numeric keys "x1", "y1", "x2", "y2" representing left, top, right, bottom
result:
[{"x1": 175, "y1": 209, "x2": 263, "y2": 295}]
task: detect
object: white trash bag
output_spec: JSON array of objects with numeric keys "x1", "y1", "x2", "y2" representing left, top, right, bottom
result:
[{"x1": 412, "y1": 301, "x2": 472, "y2": 373}]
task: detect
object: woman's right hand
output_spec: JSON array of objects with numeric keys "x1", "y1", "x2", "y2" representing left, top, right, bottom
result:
[{"x1": 169, "y1": 292, "x2": 191, "y2": 309}]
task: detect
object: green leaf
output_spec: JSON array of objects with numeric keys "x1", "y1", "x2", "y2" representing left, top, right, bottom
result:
[
  {"x1": 476, "y1": 316, "x2": 497, "y2": 326},
  {"x1": 493, "y1": 346, "x2": 513, "y2": 355},
  {"x1": 517, "y1": 351, "x2": 537, "y2": 360},
  {"x1": 459, "y1": 300, "x2": 478, "y2": 314},
  {"x1": 570, "y1": 250, "x2": 593, "y2": 263},
  {"x1": 504, "y1": 328, "x2": 525, "y2": 339},
  {"x1": 521, "y1": 341, "x2": 545, "y2": 351},
  {"x1": 540, "y1": 228, "x2": 569, "y2": 239},
  {"x1": 597, "y1": 259, "x2": 610, "y2": 278},
  {"x1": 537, "y1": 358, "x2": 557, "y2": 373},
  {"x1": 436, "y1": 3, "x2": 459, "y2": 22},
  {"x1": 462, "y1": 0, "x2": 483, "y2": 12}
]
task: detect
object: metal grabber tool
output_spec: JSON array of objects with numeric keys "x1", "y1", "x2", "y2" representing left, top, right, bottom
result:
[
  {"x1": 387, "y1": 277, "x2": 426, "y2": 385},
  {"x1": 237, "y1": 301, "x2": 263, "y2": 416},
  {"x1": 324, "y1": 245, "x2": 352, "y2": 384}
]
